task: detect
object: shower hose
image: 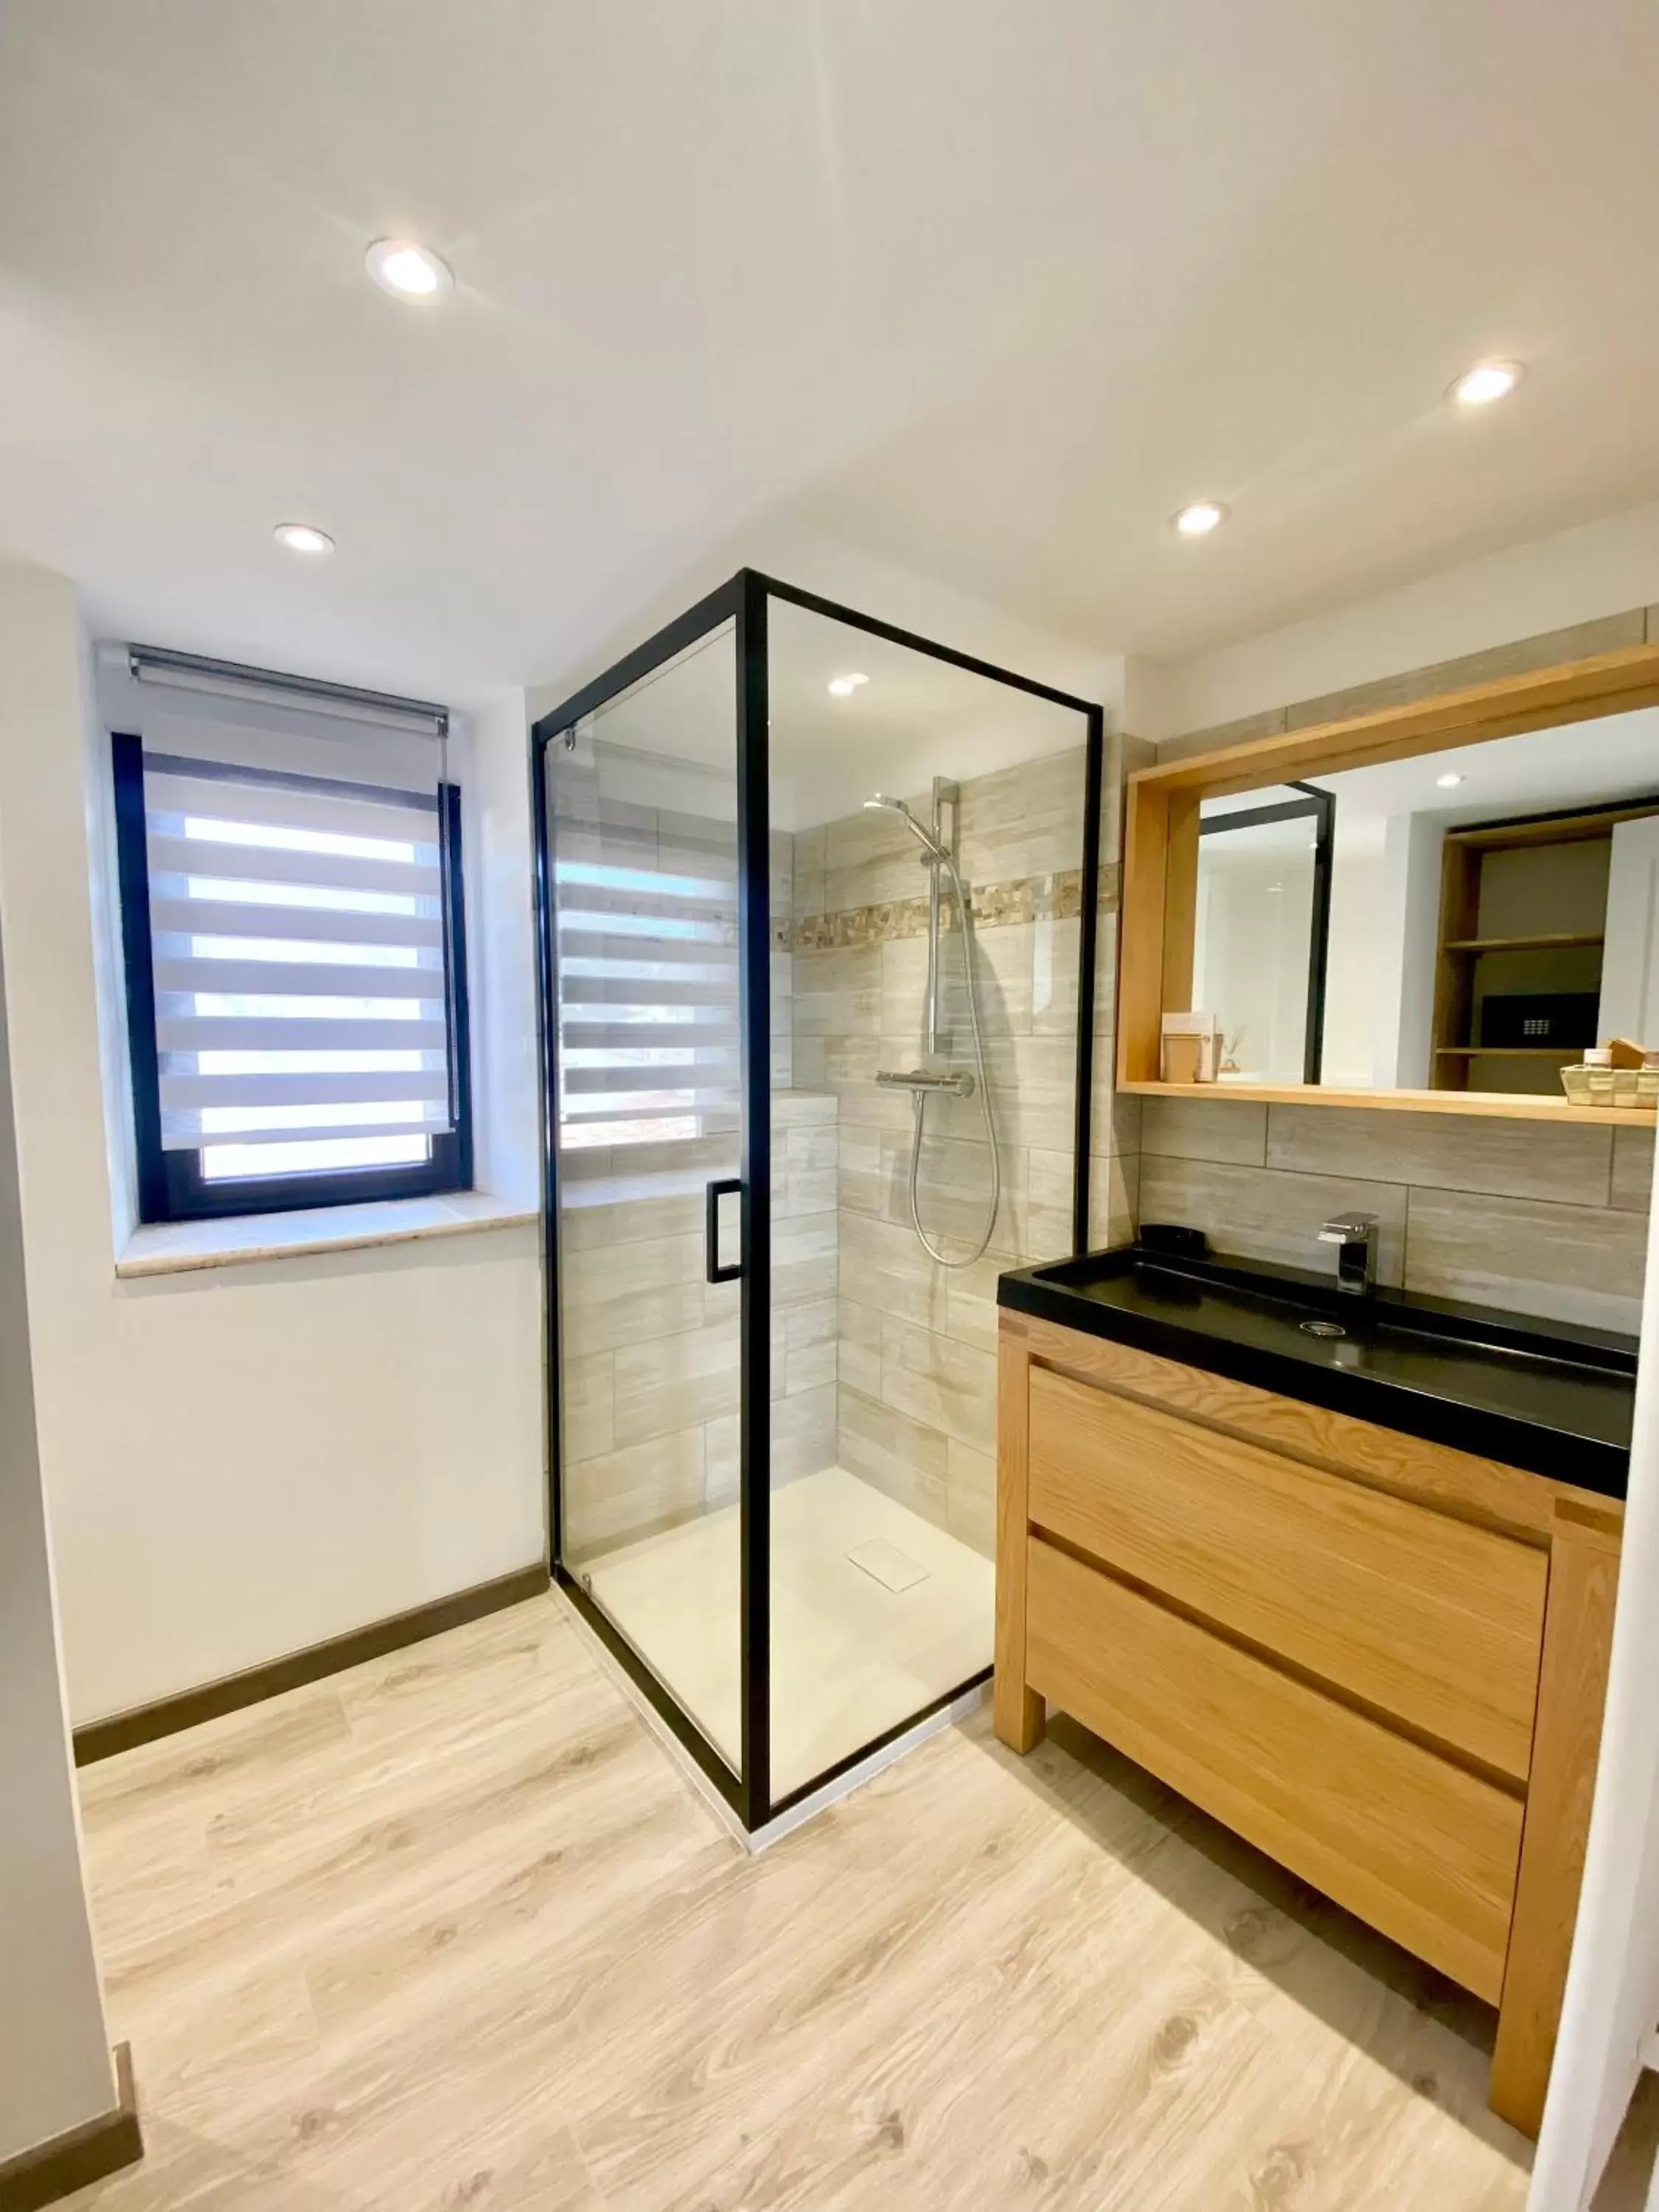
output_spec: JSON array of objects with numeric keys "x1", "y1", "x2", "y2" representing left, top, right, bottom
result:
[{"x1": 908, "y1": 852, "x2": 1001, "y2": 1268}]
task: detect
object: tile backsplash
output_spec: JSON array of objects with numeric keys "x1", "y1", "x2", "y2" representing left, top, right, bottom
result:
[{"x1": 1135, "y1": 1095, "x2": 1654, "y2": 1335}]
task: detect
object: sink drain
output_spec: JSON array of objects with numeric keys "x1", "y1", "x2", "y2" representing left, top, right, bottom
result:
[{"x1": 1300, "y1": 1318, "x2": 1347, "y2": 1340}]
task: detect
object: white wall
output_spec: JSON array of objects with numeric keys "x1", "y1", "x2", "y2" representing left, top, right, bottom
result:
[
  {"x1": 0, "y1": 781, "x2": 117, "y2": 2160},
  {"x1": 1371, "y1": 813, "x2": 1444, "y2": 1089},
  {"x1": 1145, "y1": 498, "x2": 1659, "y2": 739},
  {"x1": 0, "y1": 562, "x2": 546, "y2": 1727},
  {"x1": 1319, "y1": 849, "x2": 1383, "y2": 1088}
]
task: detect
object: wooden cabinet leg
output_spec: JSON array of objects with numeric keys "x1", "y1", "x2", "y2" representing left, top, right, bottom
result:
[
  {"x1": 1489, "y1": 1507, "x2": 1621, "y2": 2135},
  {"x1": 994, "y1": 1322, "x2": 1045, "y2": 1753}
]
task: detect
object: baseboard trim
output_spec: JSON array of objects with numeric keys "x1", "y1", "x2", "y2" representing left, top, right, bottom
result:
[
  {"x1": 73, "y1": 1562, "x2": 551, "y2": 1764},
  {"x1": 0, "y1": 2043, "x2": 142, "y2": 2211}
]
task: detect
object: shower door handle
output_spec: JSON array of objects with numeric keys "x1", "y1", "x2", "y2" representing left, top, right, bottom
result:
[{"x1": 704, "y1": 1178, "x2": 744, "y2": 1284}]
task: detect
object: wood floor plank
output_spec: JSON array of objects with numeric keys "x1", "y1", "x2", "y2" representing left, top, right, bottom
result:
[{"x1": 67, "y1": 1587, "x2": 1655, "y2": 2212}]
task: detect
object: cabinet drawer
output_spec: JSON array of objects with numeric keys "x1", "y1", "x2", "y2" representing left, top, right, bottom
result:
[
  {"x1": 1027, "y1": 1365, "x2": 1547, "y2": 1783},
  {"x1": 1026, "y1": 1535, "x2": 1523, "y2": 2000}
]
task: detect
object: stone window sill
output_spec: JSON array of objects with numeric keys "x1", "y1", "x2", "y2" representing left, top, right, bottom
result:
[{"x1": 115, "y1": 1193, "x2": 538, "y2": 1279}]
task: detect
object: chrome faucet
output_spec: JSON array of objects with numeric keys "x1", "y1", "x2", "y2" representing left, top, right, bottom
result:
[{"x1": 1318, "y1": 1212, "x2": 1379, "y2": 1298}]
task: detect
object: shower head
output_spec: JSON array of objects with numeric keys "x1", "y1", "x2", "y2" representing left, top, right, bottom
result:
[{"x1": 863, "y1": 792, "x2": 950, "y2": 865}]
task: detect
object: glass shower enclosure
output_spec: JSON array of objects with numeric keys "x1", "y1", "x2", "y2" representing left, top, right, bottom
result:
[{"x1": 533, "y1": 571, "x2": 1103, "y2": 1832}]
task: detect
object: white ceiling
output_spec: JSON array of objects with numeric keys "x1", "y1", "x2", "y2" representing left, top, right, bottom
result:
[
  {"x1": 4, "y1": 2, "x2": 1659, "y2": 709},
  {"x1": 581, "y1": 599, "x2": 1082, "y2": 827}
]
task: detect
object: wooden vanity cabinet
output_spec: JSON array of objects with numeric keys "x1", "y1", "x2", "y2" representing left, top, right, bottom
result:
[{"x1": 994, "y1": 1310, "x2": 1623, "y2": 2138}]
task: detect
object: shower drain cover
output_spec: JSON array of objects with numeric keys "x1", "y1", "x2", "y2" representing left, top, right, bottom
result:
[{"x1": 846, "y1": 1540, "x2": 931, "y2": 1593}]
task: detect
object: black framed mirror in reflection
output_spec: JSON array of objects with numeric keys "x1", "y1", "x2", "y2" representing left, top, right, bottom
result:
[{"x1": 1192, "y1": 706, "x2": 1659, "y2": 1104}]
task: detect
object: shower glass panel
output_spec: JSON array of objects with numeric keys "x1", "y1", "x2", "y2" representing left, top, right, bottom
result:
[
  {"x1": 543, "y1": 618, "x2": 748, "y2": 1781},
  {"x1": 766, "y1": 597, "x2": 1096, "y2": 1799},
  {"x1": 535, "y1": 574, "x2": 1102, "y2": 1830}
]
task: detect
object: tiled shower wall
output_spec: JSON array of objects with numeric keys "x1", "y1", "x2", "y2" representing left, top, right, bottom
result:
[
  {"x1": 790, "y1": 744, "x2": 1139, "y2": 1554},
  {"x1": 558, "y1": 1098, "x2": 841, "y2": 1559},
  {"x1": 1136, "y1": 1094, "x2": 1654, "y2": 1335}
]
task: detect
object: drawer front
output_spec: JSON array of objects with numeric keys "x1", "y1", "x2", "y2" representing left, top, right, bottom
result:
[
  {"x1": 1026, "y1": 1536, "x2": 1523, "y2": 2000},
  {"x1": 1027, "y1": 1365, "x2": 1547, "y2": 1783}
]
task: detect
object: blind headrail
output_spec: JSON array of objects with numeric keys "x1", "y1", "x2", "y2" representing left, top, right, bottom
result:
[{"x1": 127, "y1": 644, "x2": 450, "y2": 740}]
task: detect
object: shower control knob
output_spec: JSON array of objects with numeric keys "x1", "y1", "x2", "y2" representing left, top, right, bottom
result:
[{"x1": 875, "y1": 1069, "x2": 975, "y2": 1098}]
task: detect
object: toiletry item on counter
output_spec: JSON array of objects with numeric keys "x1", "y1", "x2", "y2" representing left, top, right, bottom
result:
[
  {"x1": 1562, "y1": 1048, "x2": 1617, "y2": 1107},
  {"x1": 1160, "y1": 1010, "x2": 1220, "y2": 1084},
  {"x1": 1561, "y1": 1042, "x2": 1659, "y2": 1108}
]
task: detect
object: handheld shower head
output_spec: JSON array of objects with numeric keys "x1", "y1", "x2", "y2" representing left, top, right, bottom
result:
[{"x1": 863, "y1": 792, "x2": 950, "y2": 866}]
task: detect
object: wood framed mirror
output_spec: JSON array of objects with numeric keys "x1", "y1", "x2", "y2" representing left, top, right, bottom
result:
[{"x1": 1118, "y1": 643, "x2": 1659, "y2": 1125}]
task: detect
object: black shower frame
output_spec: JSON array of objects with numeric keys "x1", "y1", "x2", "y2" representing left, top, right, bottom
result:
[{"x1": 530, "y1": 568, "x2": 1105, "y2": 1832}]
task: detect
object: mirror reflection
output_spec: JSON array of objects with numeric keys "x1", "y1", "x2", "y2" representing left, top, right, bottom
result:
[{"x1": 1192, "y1": 707, "x2": 1659, "y2": 1099}]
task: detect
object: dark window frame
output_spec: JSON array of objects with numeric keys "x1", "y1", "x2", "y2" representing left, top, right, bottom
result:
[{"x1": 111, "y1": 730, "x2": 474, "y2": 1224}]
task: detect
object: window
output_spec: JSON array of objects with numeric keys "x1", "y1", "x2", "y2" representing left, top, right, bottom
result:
[{"x1": 111, "y1": 663, "x2": 471, "y2": 1222}]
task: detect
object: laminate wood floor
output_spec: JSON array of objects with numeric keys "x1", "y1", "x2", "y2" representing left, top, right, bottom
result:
[{"x1": 69, "y1": 1590, "x2": 1658, "y2": 2212}]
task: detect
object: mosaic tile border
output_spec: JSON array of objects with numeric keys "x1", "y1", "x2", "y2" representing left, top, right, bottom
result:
[{"x1": 783, "y1": 863, "x2": 1119, "y2": 952}]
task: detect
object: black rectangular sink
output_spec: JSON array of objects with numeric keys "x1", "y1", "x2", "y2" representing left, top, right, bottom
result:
[{"x1": 998, "y1": 1245, "x2": 1637, "y2": 1499}]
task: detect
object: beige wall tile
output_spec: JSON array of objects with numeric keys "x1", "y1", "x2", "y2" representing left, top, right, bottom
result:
[
  {"x1": 824, "y1": 807, "x2": 927, "y2": 913},
  {"x1": 941, "y1": 1253, "x2": 1011, "y2": 1354},
  {"x1": 1403, "y1": 1189, "x2": 1646, "y2": 1333},
  {"x1": 881, "y1": 922, "x2": 1035, "y2": 1043},
  {"x1": 1140, "y1": 1094, "x2": 1268, "y2": 1166},
  {"x1": 946, "y1": 1440, "x2": 996, "y2": 1558},
  {"x1": 836, "y1": 1385, "x2": 950, "y2": 1526},
  {"x1": 560, "y1": 1350, "x2": 613, "y2": 1461},
  {"x1": 1611, "y1": 1126, "x2": 1656, "y2": 1213},
  {"x1": 563, "y1": 1428, "x2": 705, "y2": 1557},
  {"x1": 793, "y1": 945, "x2": 881, "y2": 1036},
  {"x1": 777, "y1": 1121, "x2": 838, "y2": 1217},
  {"x1": 703, "y1": 1414, "x2": 737, "y2": 1508},
  {"x1": 841, "y1": 1121, "x2": 1024, "y2": 1260},
  {"x1": 772, "y1": 1213, "x2": 838, "y2": 1305},
  {"x1": 1137, "y1": 1155, "x2": 1408, "y2": 1284},
  {"x1": 1282, "y1": 612, "x2": 1646, "y2": 732},
  {"x1": 771, "y1": 1295, "x2": 837, "y2": 1396},
  {"x1": 560, "y1": 1234, "x2": 706, "y2": 1354},
  {"x1": 838, "y1": 1210, "x2": 952, "y2": 1334},
  {"x1": 879, "y1": 1315, "x2": 998, "y2": 1453},
  {"x1": 955, "y1": 748, "x2": 1088, "y2": 883},
  {"x1": 837, "y1": 1297, "x2": 884, "y2": 1397},
  {"x1": 560, "y1": 1187, "x2": 706, "y2": 1250},
  {"x1": 792, "y1": 826, "x2": 825, "y2": 916},
  {"x1": 1266, "y1": 1104, "x2": 1613, "y2": 1205},
  {"x1": 771, "y1": 1382, "x2": 838, "y2": 1484},
  {"x1": 770, "y1": 1088, "x2": 837, "y2": 1127},
  {"x1": 1088, "y1": 1149, "x2": 1138, "y2": 1252},
  {"x1": 613, "y1": 1318, "x2": 740, "y2": 1447},
  {"x1": 1032, "y1": 915, "x2": 1081, "y2": 1037},
  {"x1": 1092, "y1": 911, "x2": 1118, "y2": 1035}
]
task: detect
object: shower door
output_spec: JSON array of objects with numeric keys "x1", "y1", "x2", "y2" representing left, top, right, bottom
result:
[
  {"x1": 536, "y1": 570, "x2": 1104, "y2": 1833},
  {"x1": 537, "y1": 591, "x2": 772, "y2": 1818}
]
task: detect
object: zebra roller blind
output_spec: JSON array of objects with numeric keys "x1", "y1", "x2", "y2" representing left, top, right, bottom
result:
[
  {"x1": 550, "y1": 738, "x2": 741, "y2": 1150},
  {"x1": 111, "y1": 653, "x2": 470, "y2": 1221}
]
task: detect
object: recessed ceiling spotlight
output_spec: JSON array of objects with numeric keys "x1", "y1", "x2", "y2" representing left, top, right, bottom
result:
[
  {"x1": 1437, "y1": 772, "x2": 1464, "y2": 788},
  {"x1": 365, "y1": 238, "x2": 454, "y2": 301},
  {"x1": 827, "y1": 672, "x2": 869, "y2": 698},
  {"x1": 1172, "y1": 501, "x2": 1227, "y2": 537},
  {"x1": 273, "y1": 522, "x2": 335, "y2": 557},
  {"x1": 1449, "y1": 361, "x2": 1522, "y2": 408}
]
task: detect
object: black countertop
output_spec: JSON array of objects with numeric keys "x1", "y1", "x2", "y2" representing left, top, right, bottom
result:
[{"x1": 998, "y1": 1245, "x2": 1638, "y2": 1500}]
